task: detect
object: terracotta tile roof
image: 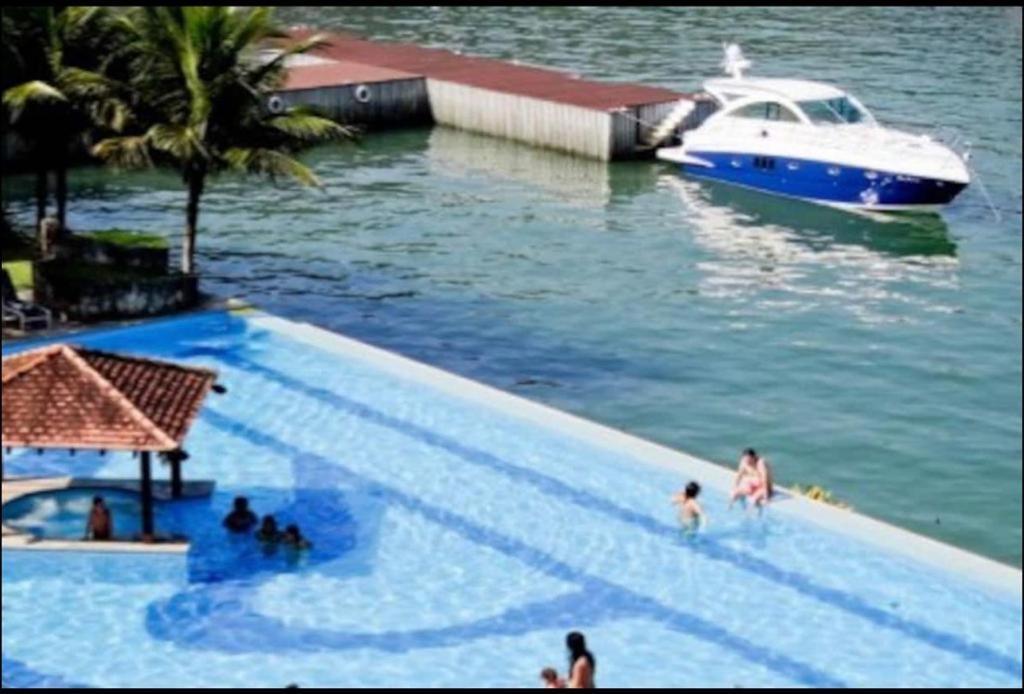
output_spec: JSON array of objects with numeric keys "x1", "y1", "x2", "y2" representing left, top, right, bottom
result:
[
  {"x1": 285, "y1": 29, "x2": 690, "y2": 111},
  {"x1": 2, "y1": 344, "x2": 218, "y2": 452}
]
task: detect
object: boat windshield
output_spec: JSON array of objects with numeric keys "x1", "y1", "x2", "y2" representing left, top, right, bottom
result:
[{"x1": 797, "y1": 96, "x2": 867, "y2": 125}]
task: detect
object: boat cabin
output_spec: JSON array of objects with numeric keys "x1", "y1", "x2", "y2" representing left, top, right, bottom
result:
[{"x1": 702, "y1": 77, "x2": 876, "y2": 126}]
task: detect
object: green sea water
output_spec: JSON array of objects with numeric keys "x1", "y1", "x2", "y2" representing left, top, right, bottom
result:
[{"x1": 2, "y1": 7, "x2": 1021, "y2": 565}]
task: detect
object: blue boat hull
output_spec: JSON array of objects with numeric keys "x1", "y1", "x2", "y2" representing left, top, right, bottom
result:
[{"x1": 683, "y1": 151, "x2": 967, "y2": 209}]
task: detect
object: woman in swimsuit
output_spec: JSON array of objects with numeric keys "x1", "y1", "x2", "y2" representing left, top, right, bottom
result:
[
  {"x1": 565, "y1": 631, "x2": 595, "y2": 689},
  {"x1": 729, "y1": 448, "x2": 771, "y2": 510}
]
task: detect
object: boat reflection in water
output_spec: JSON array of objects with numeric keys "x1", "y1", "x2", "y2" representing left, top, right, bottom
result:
[
  {"x1": 667, "y1": 175, "x2": 957, "y2": 259},
  {"x1": 662, "y1": 175, "x2": 960, "y2": 323},
  {"x1": 675, "y1": 174, "x2": 954, "y2": 255},
  {"x1": 427, "y1": 125, "x2": 615, "y2": 209}
]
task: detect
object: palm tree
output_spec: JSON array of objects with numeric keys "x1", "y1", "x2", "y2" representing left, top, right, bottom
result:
[
  {"x1": 2, "y1": 6, "x2": 127, "y2": 234},
  {"x1": 91, "y1": 7, "x2": 350, "y2": 276}
]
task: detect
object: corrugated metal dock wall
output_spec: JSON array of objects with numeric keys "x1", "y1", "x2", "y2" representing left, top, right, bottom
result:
[
  {"x1": 426, "y1": 79, "x2": 616, "y2": 161},
  {"x1": 277, "y1": 29, "x2": 702, "y2": 161},
  {"x1": 277, "y1": 78, "x2": 431, "y2": 128}
]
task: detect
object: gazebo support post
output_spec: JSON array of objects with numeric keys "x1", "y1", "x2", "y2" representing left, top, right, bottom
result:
[
  {"x1": 170, "y1": 457, "x2": 183, "y2": 499},
  {"x1": 140, "y1": 450, "x2": 154, "y2": 540}
]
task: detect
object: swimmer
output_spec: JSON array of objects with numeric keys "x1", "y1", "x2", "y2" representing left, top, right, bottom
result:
[
  {"x1": 84, "y1": 496, "x2": 112, "y2": 541},
  {"x1": 255, "y1": 514, "x2": 281, "y2": 543},
  {"x1": 565, "y1": 632, "x2": 595, "y2": 689},
  {"x1": 281, "y1": 523, "x2": 312, "y2": 550},
  {"x1": 223, "y1": 496, "x2": 258, "y2": 533},
  {"x1": 672, "y1": 480, "x2": 706, "y2": 532}
]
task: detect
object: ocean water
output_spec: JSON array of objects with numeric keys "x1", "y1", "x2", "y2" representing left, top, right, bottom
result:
[
  {"x1": 2, "y1": 7, "x2": 1021, "y2": 565},
  {"x1": 2, "y1": 312, "x2": 1020, "y2": 688}
]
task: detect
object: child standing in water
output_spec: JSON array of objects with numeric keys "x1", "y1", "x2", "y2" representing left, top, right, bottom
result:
[
  {"x1": 539, "y1": 667, "x2": 565, "y2": 688},
  {"x1": 672, "y1": 481, "x2": 706, "y2": 532}
]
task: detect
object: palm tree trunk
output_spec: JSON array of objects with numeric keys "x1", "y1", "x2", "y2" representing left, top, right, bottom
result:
[
  {"x1": 182, "y1": 170, "x2": 205, "y2": 275},
  {"x1": 55, "y1": 162, "x2": 68, "y2": 234},
  {"x1": 34, "y1": 165, "x2": 47, "y2": 235}
]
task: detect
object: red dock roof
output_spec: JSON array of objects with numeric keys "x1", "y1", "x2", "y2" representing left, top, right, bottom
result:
[
  {"x1": 285, "y1": 29, "x2": 689, "y2": 111},
  {"x1": 282, "y1": 60, "x2": 420, "y2": 91}
]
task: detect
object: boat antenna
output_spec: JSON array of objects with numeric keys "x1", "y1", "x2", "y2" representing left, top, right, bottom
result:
[{"x1": 721, "y1": 43, "x2": 751, "y2": 79}]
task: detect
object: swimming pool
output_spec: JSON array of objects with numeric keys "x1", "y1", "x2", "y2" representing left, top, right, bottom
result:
[
  {"x1": 2, "y1": 488, "x2": 146, "y2": 541},
  {"x1": 2, "y1": 311, "x2": 1021, "y2": 687}
]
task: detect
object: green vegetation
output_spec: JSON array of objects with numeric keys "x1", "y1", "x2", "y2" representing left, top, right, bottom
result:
[
  {"x1": 81, "y1": 229, "x2": 168, "y2": 250},
  {"x1": 2, "y1": 215, "x2": 36, "y2": 291},
  {"x1": 89, "y1": 7, "x2": 352, "y2": 274},
  {"x1": 4, "y1": 7, "x2": 353, "y2": 279},
  {"x1": 2, "y1": 260, "x2": 33, "y2": 291},
  {"x1": 792, "y1": 484, "x2": 852, "y2": 510},
  {"x1": 2, "y1": 7, "x2": 128, "y2": 232}
]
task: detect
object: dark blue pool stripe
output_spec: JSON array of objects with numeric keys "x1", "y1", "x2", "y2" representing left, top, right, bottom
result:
[
  {"x1": 1, "y1": 654, "x2": 90, "y2": 689},
  {"x1": 202, "y1": 351, "x2": 1023, "y2": 681},
  {"x1": 200, "y1": 409, "x2": 846, "y2": 688}
]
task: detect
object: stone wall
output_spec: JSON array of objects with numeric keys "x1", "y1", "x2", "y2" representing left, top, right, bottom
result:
[
  {"x1": 33, "y1": 260, "x2": 198, "y2": 321},
  {"x1": 55, "y1": 235, "x2": 169, "y2": 271}
]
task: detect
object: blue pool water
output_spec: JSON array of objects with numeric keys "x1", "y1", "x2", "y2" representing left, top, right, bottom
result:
[
  {"x1": 2, "y1": 488, "x2": 146, "y2": 540},
  {"x1": 2, "y1": 312, "x2": 1021, "y2": 687}
]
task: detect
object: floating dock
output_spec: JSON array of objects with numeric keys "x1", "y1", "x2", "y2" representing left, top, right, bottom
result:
[{"x1": 275, "y1": 29, "x2": 715, "y2": 161}]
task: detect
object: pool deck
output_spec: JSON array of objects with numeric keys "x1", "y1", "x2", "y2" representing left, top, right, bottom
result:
[
  {"x1": 249, "y1": 312, "x2": 1022, "y2": 601},
  {"x1": 1, "y1": 295, "x2": 246, "y2": 345},
  {"x1": 1, "y1": 476, "x2": 214, "y2": 554}
]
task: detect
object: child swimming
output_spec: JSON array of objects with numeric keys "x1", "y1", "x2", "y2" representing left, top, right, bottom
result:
[{"x1": 672, "y1": 481, "x2": 706, "y2": 532}]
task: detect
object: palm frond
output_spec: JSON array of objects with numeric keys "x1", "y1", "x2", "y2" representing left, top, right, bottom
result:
[
  {"x1": 246, "y1": 33, "x2": 330, "y2": 90},
  {"x1": 265, "y1": 111, "x2": 353, "y2": 142},
  {"x1": 224, "y1": 147, "x2": 321, "y2": 187},
  {"x1": 91, "y1": 134, "x2": 153, "y2": 169},
  {"x1": 227, "y1": 7, "x2": 280, "y2": 57},
  {"x1": 148, "y1": 123, "x2": 209, "y2": 162},
  {"x1": 85, "y1": 97, "x2": 132, "y2": 133},
  {"x1": 3, "y1": 80, "x2": 67, "y2": 121},
  {"x1": 56, "y1": 66, "x2": 131, "y2": 131},
  {"x1": 57, "y1": 66, "x2": 116, "y2": 98}
]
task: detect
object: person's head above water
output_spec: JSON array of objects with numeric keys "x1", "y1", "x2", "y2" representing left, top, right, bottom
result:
[
  {"x1": 232, "y1": 496, "x2": 250, "y2": 512},
  {"x1": 92, "y1": 495, "x2": 105, "y2": 508},
  {"x1": 261, "y1": 515, "x2": 278, "y2": 531},
  {"x1": 685, "y1": 481, "x2": 701, "y2": 499},
  {"x1": 284, "y1": 523, "x2": 300, "y2": 538}
]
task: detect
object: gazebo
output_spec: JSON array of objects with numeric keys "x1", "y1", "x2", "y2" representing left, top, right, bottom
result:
[{"x1": 2, "y1": 343, "x2": 223, "y2": 540}]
